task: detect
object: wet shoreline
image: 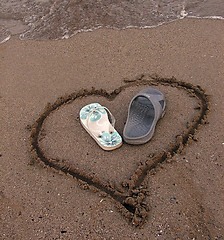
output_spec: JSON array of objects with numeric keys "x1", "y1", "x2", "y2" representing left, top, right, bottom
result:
[{"x1": 1, "y1": 0, "x2": 223, "y2": 44}]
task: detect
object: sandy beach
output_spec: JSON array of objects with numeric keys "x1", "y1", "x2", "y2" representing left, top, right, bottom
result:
[{"x1": 0, "y1": 18, "x2": 224, "y2": 239}]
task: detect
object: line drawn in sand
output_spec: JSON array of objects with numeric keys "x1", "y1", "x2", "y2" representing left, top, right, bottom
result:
[{"x1": 28, "y1": 74, "x2": 210, "y2": 227}]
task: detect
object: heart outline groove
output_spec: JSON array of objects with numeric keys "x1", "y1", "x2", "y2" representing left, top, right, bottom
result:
[{"x1": 28, "y1": 74, "x2": 210, "y2": 227}]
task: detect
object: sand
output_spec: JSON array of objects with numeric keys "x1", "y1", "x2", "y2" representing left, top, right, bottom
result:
[{"x1": 0, "y1": 18, "x2": 224, "y2": 239}]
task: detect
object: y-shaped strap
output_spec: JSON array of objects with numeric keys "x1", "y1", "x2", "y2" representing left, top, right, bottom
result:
[{"x1": 86, "y1": 106, "x2": 115, "y2": 128}]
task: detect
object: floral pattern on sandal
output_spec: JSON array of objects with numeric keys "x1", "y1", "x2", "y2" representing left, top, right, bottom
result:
[
  {"x1": 79, "y1": 103, "x2": 122, "y2": 151},
  {"x1": 80, "y1": 103, "x2": 106, "y2": 122},
  {"x1": 99, "y1": 132, "x2": 122, "y2": 147}
]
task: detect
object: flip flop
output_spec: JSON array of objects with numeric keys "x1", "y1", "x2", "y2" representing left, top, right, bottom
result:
[
  {"x1": 123, "y1": 88, "x2": 166, "y2": 145},
  {"x1": 80, "y1": 103, "x2": 122, "y2": 151}
]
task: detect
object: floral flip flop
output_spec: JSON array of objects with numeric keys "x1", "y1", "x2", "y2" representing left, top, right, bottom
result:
[{"x1": 79, "y1": 103, "x2": 122, "y2": 151}]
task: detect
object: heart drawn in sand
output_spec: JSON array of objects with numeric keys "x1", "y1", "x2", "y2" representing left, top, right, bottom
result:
[{"x1": 28, "y1": 74, "x2": 210, "y2": 227}]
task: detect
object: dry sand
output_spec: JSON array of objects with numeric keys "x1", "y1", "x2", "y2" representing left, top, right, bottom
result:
[{"x1": 0, "y1": 18, "x2": 224, "y2": 239}]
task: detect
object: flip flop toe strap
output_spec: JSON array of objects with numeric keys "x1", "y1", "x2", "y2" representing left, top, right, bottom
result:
[{"x1": 86, "y1": 105, "x2": 115, "y2": 128}]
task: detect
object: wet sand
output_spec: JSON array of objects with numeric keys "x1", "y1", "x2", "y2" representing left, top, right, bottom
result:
[{"x1": 0, "y1": 18, "x2": 224, "y2": 239}]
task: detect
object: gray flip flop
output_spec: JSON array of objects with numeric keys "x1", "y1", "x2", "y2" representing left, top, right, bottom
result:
[{"x1": 123, "y1": 88, "x2": 166, "y2": 145}]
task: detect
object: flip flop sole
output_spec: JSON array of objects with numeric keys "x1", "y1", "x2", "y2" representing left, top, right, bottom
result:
[
  {"x1": 80, "y1": 120, "x2": 122, "y2": 151},
  {"x1": 80, "y1": 103, "x2": 122, "y2": 151}
]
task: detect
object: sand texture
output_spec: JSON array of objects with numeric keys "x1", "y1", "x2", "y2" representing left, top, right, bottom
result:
[{"x1": 0, "y1": 18, "x2": 224, "y2": 239}]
